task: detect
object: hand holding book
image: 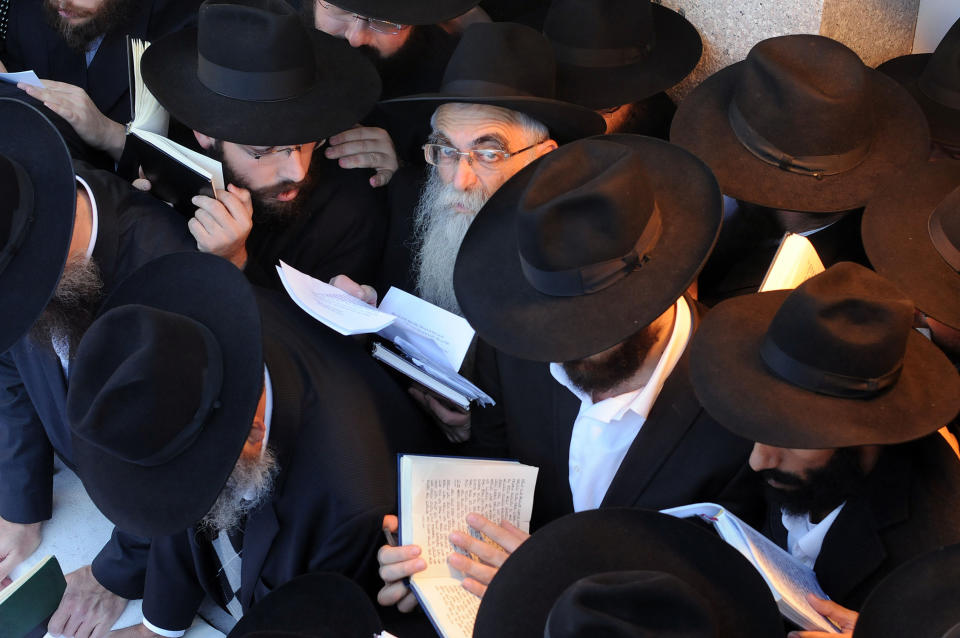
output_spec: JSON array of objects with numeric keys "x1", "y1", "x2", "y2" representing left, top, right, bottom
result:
[{"x1": 446, "y1": 513, "x2": 530, "y2": 598}]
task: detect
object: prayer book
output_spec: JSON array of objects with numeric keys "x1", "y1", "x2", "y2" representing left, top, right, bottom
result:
[
  {"x1": 0, "y1": 555, "x2": 67, "y2": 638},
  {"x1": 759, "y1": 232, "x2": 825, "y2": 292},
  {"x1": 125, "y1": 37, "x2": 224, "y2": 217},
  {"x1": 277, "y1": 261, "x2": 494, "y2": 409},
  {"x1": 0, "y1": 70, "x2": 44, "y2": 88},
  {"x1": 398, "y1": 454, "x2": 538, "y2": 638},
  {"x1": 662, "y1": 503, "x2": 840, "y2": 633}
]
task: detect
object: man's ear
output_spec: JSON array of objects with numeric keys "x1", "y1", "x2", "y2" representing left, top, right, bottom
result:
[
  {"x1": 535, "y1": 139, "x2": 559, "y2": 159},
  {"x1": 194, "y1": 130, "x2": 216, "y2": 150}
]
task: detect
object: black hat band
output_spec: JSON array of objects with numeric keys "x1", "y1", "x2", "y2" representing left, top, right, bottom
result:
[
  {"x1": 729, "y1": 101, "x2": 871, "y2": 178},
  {"x1": 519, "y1": 205, "x2": 662, "y2": 297},
  {"x1": 198, "y1": 52, "x2": 314, "y2": 102},
  {"x1": 551, "y1": 40, "x2": 655, "y2": 69},
  {"x1": 440, "y1": 79, "x2": 537, "y2": 99},
  {"x1": 929, "y1": 206, "x2": 960, "y2": 272},
  {"x1": 0, "y1": 156, "x2": 35, "y2": 275},
  {"x1": 760, "y1": 335, "x2": 903, "y2": 399},
  {"x1": 919, "y1": 75, "x2": 960, "y2": 111}
]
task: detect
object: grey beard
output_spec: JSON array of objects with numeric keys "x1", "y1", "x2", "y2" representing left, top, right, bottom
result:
[
  {"x1": 28, "y1": 257, "x2": 104, "y2": 356},
  {"x1": 200, "y1": 446, "x2": 278, "y2": 533},
  {"x1": 410, "y1": 169, "x2": 488, "y2": 316}
]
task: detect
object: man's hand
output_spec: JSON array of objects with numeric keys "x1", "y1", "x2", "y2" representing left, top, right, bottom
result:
[
  {"x1": 447, "y1": 512, "x2": 529, "y2": 598},
  {"x1": 48, "y1": 565, "x2": 128, "y2": 638},
  {"x1": 409, "y1": 387, "x2": 471, "y2": 443},
  {"x1": 190, "y1": 184, "x2": 253, "y2": 269},
  {"x1": 108, "y1": 624, "x2": 162, "y2": 638},
  {"x1": 0, "y1": 517, "x2": 42, "y2": 588},
  {"x1": 132, "y1": 167, "x2": 152, "y2": 192},
  {"x1": 787, "y1": 594, "x2": 857, "y2": 638},
  {"x1": 0, "y1": 60, "x2": 8, "y2": 73},
  {"x1": 325, "y1": 126, "x2": 398, "y2": 188},
  {"x1": 376, "y1": 514, "x2": 425, "y2": 612},
  {"x1": 18, "y1": 80, "x2": 126, "y2": 160},
  {"x1": 329, "y1": 274, "x2": 378, "y2": 306}
]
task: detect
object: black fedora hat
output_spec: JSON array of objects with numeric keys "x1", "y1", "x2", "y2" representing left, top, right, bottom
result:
[
  {"x1": 68, "y1": 252, "x2": 263, "y2": 538},
  {"x1": 852, "y1": 543, "x2": 960, "y2": 638},
  {"x1": 227, "y1": 572, "x2": 382, "y2": 638},
  {"x1": 381, "y1": 22, "x2": 605, "y2": 143},
  {"x1": 325, "y1": 0, "x2": 480, "y2": 25},
  {"x1": 689, "y1": 262, "x2": 960, "y2": 449},
  {"x1": 453, "y1": 134, "x2": 721, "y2": 363},
  {"x1": 671, "y1": 34, "x2": 930, "y2": 213},
  {"x1": 544, "y1": 0, "x2": 702, "y2": 110},
  {"x1": 878, "y1": 18, "x2": 960, "y2": 146},
  {"x1": 141, "y1": 0, "x2": 381, "y2": 146},
  {"x1": 0, "y1": 98, "x2": 77, "y2": 354},
  {"x1": 473, "y1": 508, "x2": 783, "y2": 638},
  {"x1": 862, "y1": 161, "x2": 960, "y2": 330}
]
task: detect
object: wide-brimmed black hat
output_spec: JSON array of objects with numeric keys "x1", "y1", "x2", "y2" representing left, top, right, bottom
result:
[
  {"x1": 381, "y1": 22, "x2": 605, "y2": 143},
  {"x1": 68, "y1": 252, "x2": 263, "y2": 538},
  {"x1": 324, "y1": 0, "x2": 480, "y2": 25},
  {"x1": 852, "y1": 543, "x2": 960, "y2": 638},
  {"x1": 0, "y1": 99, "x2": 77, "y2": 354},
  {"x1": 454, "y1": 134, "x2": 721, "y2": 362},
  {"x1": 877, "y1": 18, "x2": 960, "y2": 146},
  {"x1": 474, "y1": 508, "x2": 782, "y2": 638},
  {"x1": 544, "y1": 0, "x2": 702, "y2": 110},
  {"x1": 671, "y1": 34, "x2": 930, "y2": 213},
  {"x1": 689, "y1": 262, "x2": 960, "y2": 449},
  {"x1": 227, "y1": 572, "x2": 382, "y2": 638},
  {"x1": 862, "y1": 161, "x2": 960, "y2": 330},
  {"x1": 141, "y1": 0, "x2": 381, "y2": 146}
]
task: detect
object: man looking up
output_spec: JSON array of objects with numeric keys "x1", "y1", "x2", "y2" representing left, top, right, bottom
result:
[{"x1": 136, "y1": 0, "x2": 385, "y2": 288}]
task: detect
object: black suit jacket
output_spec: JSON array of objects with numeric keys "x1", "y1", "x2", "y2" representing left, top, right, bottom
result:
[
  {"x1": 762, "y1": 434, "x2": 960, "y2": 610},
  {"x1": 470, "y1": 300, "x2": 760, "y2": 530},
  {"x1": 130, "y1": 294, "x2": 429, "y2": 630}
]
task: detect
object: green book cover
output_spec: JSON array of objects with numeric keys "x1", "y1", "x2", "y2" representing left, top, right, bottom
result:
[{"x1": 0, "y1": 555, "x2": 67, "y2": 638}]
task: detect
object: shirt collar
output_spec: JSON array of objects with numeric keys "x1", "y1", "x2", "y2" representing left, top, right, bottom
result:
[
  {"x1": 781, "y1": 502, "x2": 845, "y2": 567},
  {"x1": 261, "y1": 364, "x2": 273, "y2": 456},
  {"x1": 550, "y1": 297, "x2": 693, "y2": 423},
  {"x1": 75, "y1": 175, "x2": 99, "y2": 260}
]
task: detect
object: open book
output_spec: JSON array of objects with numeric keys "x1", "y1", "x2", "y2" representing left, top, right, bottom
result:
[
  {"x1": 125, "y1": 37, "x2": 224, "y2": 217},
  {"x1": 0, "y1": 555, "x2": 67, "y2": 638},
  {"x1": 277, "y1": 261, "x2": 494, "y2": 409},
  {"x1": 759, "y1": 232, "x2": 825, "y2": 292},
  {"x1": 399, "y1": 455, "x2": 538, "y2": 638},
  {"x1": 662, "y1": 503, "x2": 840, "y2": 633}
]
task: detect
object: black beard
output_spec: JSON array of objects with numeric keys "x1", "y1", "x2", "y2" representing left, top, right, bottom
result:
[
  {"x1": 759, "y1": 447, "x2": 867, "y2": 521},
  {"x1": 43, "y1": 0, "x2": 138, "y2": 53},
  {"x1": 562, "y1": 325, "x2": 661, "y2": 397},
  {"x1": 28, "y1": 258, "x2": 104, "y2": 357}
]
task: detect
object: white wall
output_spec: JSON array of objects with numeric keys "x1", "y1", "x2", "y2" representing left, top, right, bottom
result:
[{"x1": 913, "y1": 0, "x2": 960, "y2": 52}]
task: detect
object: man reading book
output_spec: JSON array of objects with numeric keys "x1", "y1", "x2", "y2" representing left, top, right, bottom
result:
[
  {"x1": 376, "y1": 136, "x2": 759, "y2": 615},
  {"x1": 688, "y1": 262, "x2": 960, "y2": 610},
  {"x1": 134, "y1": 0, "x2": 387, "y2": 289}
]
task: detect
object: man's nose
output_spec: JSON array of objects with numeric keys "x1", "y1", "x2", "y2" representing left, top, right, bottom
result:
[
  {"x1": 344, "y1": 20, "x2": 372, "y2": 48},
  {"x1": 450, "y1": 154, "x2": 480, "y2": 192},
  {"x1": 279, "y1": 147, "x2": 310, "y2": 183},
  {"x1": 748, "y1": 442, "x2": 780, "y2": 472}
]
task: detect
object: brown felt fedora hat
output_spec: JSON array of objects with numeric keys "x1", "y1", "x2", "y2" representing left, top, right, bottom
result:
[
  {"x1": 862, "y1": 161, "x2": 960, "y2": 330},
  {"x1": 671, "y1": 34, "x2": 930, "y2": 213},
  {"x1": 544, "y1": 0, "x2": 702, "y2": 110},
  {"x1": 877, "y1": 17, "x2": 960, "y2": 146},
  {"x1": 453, "y1": 134, "x2": 721, "y2": 363},
  {"x1": 689, "y1": 262, "x2": 960, "y2": 449}
]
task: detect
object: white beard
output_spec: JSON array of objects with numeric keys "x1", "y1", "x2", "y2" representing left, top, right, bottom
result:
[
  {"x1": 410, "y1": 170, "x2": 489, "y2": 316},
  {"x1": 200, "y1": 446, "x2": 278, "y2": 532}
]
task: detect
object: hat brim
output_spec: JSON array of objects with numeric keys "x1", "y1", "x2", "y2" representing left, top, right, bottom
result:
[
  {"x1": 330, "y1": 0, "x2": 480, "y2": 25},
  {"x1": 689, "y1": 288, "x2": 960, "y2": 449},
  {"x1": 454, "y1": 134, "x2": 721, "y2": 362},
  {"x1": 670, "y1": 62, "x2": 931, "y2": 212},
  {"x1": 862, "y1": 161, "x2": 960, "y2": 330},
  {"x1": 852, "y1": 544, "x2": 960, "y2": 638},
  {"x1": 71, "y1": 253, "x2": 264, "y2": 538},
  {"x1": 878, "y1": 53, "x2": 960, "y2": 146},
  {"x1": 554, "y1": 4, "x2": 703, "y2": 109},
  {"x1": 474, "y1": 508, "x2": 783, "y2": 638},
  {"x1": 141, "y1": 29, "x2": 381, "y2": 146},
  {"x1": 0, "y1": 99, "x2": 76, "y2": 354},
  {"x1": 380, "y1": 94, "x2": 606, "y2": 144}
]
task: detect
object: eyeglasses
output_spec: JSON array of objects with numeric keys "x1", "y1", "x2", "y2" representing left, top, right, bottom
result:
[
  {"x1": 316, "y1": 1, "x2": 409, "y2": 35},
  {"x1": 239, "y1": 140, "x2": 325, "y2": 163},
  {"x1": 422, "y1": 141, "x2": 545, "y2": 170}
]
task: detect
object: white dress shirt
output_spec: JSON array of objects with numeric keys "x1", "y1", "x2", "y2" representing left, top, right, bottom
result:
[
  {"x1": 781, "y1": 503, "x2": 845, "y2": 569},
  {"x1": 551, "y1": 297, "x2": 693, "y2": 512}
]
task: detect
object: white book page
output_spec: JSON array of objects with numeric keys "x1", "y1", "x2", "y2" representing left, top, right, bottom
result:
[
  {"x1": 277, "y1": 261, "x2": 396, "y2": 335},
  {"x1": 378, "y1": 287, "x2": 475, "y2": 371},
  {"x1": 411, "y1": 578, "x2": 480, "y2": 638},
  {"x1": 759, "y1": 232, "x2": 825, "y2": 292},
  {"x1": 0, "y1": 70, "x2": 44, "y2": 87},
  {"x1": 128, "y1": 38, "x2": 169, "y2": 134}
]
